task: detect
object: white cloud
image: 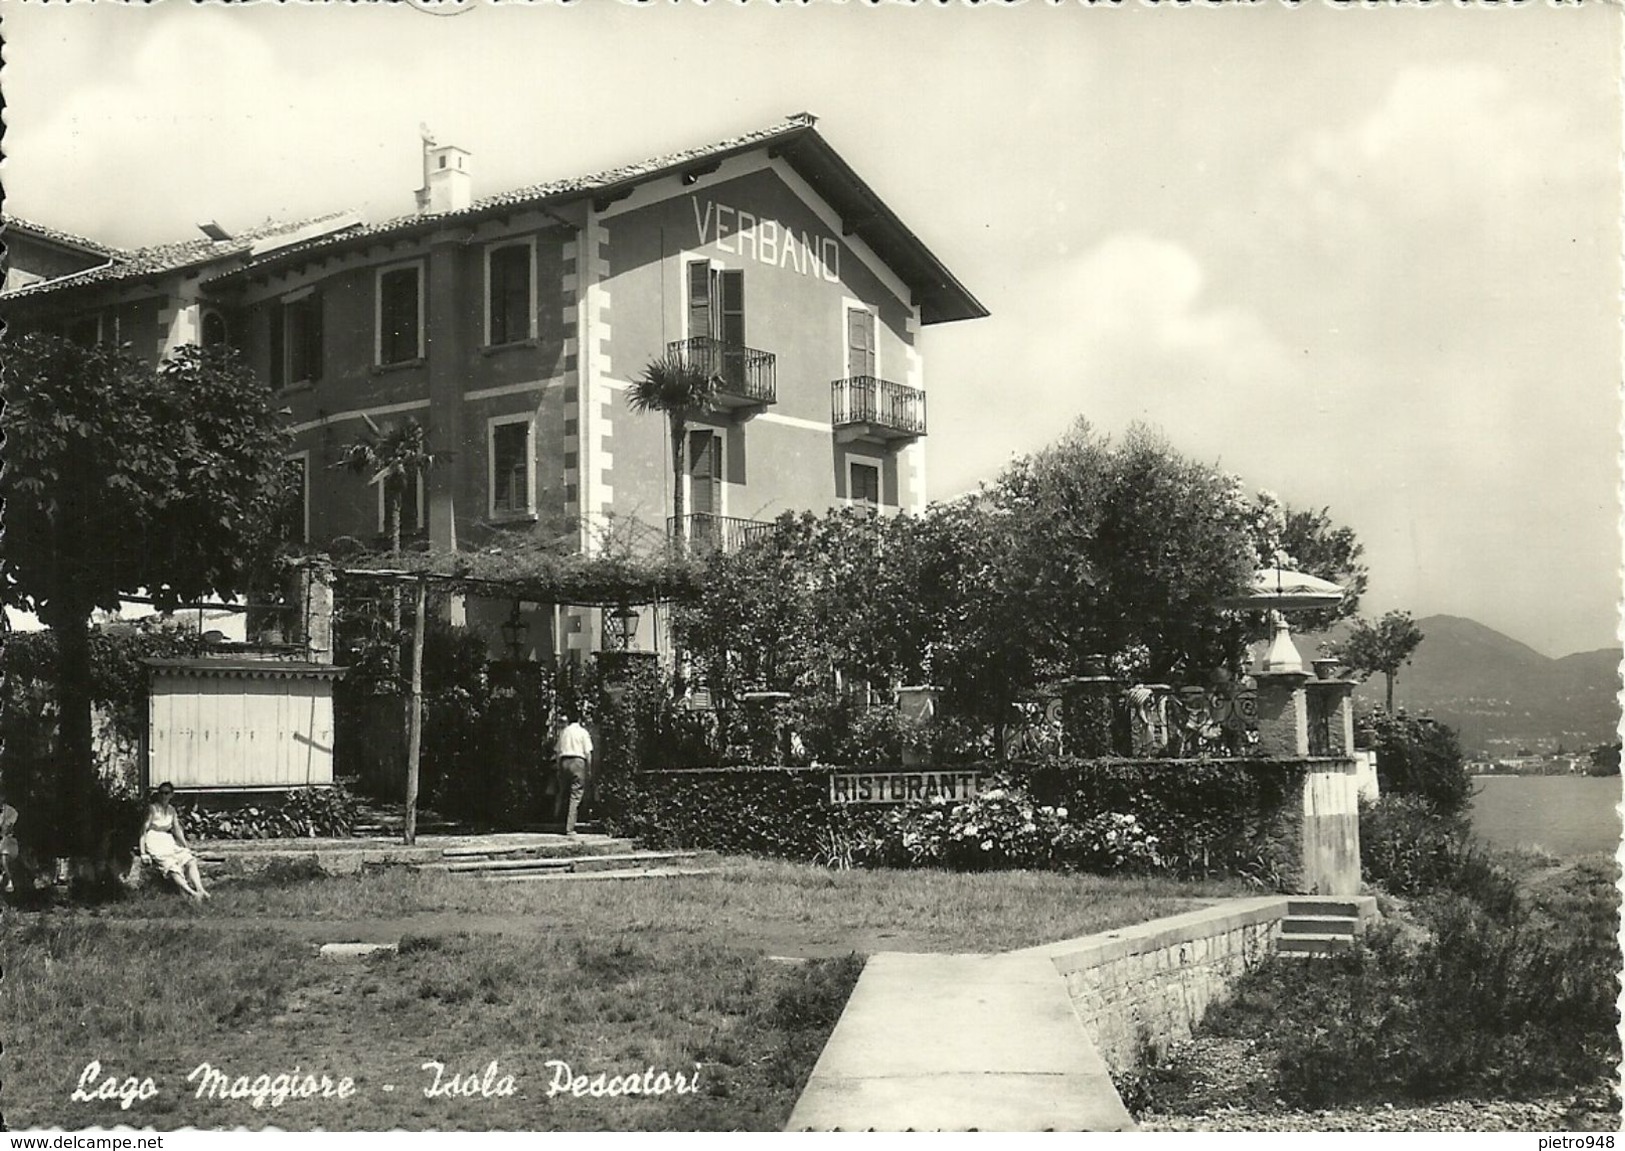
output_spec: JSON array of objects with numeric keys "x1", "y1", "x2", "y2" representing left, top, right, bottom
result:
[{"x1": 1272, "y1": 62, "x2": 1608, "y2": 248}]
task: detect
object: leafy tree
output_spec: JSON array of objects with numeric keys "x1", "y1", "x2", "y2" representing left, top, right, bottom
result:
[
  {"x1": 1, "y1": 335, "x2": 290, "y2": 863},
  {"x1": 1356, "y1": 707, "x2": 1472, "y2": 817},
  {"x1": 1336, "y1": 610, "x2": 1425, "y2": 711},
  {"x1": 1277, "y1": 504, "x2": 1369, "y2": 630},
  {"x1": 1587, "y1": 742, "x2": 1620, "y2": 777},
  {"x1": 992, "y1": 422, "x2": 1259, "y2": 681},
  {"x1": 626, "y1": 352, "x2": 720, "y2": 550}
]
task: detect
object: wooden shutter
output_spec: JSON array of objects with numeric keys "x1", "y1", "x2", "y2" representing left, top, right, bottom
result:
[
  {"x1": 719, "y1": 270, "x2": 744, "y2": 346},
  {"x1": 847, "y1": 307, "x2": 875, "y2": 378},
  {"x1": 381, "y1": 268, "x2": 418, "y2": 363},
  {"x1": 688, "y1": 430, "x2": 720, "y2": 517},
  {"x1": 687, "y1": 261, "x2": 711, "y2": 343},
  {"x1": 307, "y1": 291, "x2": 324, "y2": 382},
  {"x1": 718, "y1": 269, "x2": 745, "y2": 388},
  {"x1": 269, "y1": 305, "x2": 285, "y2": 387}
]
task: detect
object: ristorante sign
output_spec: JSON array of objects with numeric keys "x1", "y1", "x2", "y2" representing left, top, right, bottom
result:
[
  {"x1": 692, "y1": 195, "x2": 842, "y2": 284},
  {"x1": 828, "y1": 770, "x2": 981, "y2": 805}
]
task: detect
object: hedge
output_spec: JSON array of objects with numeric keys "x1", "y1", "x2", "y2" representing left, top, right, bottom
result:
[{"x1": 604, "y1": 756, "x2": 1319, "y2": 882}]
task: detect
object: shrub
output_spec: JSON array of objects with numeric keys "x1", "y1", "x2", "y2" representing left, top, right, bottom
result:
[
  {"x1": 1360, "y1": 795, "x2": 1520, "y2": 918},
  {"x1": 178, "y1": 785, "x2": 359, "y2": 840},
  {"x1": 1357, "y1": 708, "x2": 1472, "y2": 817},
  {"x1": 1359, "y1": 794, "x2": 1468, "y2": 895},
  {"x1": 856, "y1": 777, "x2": 1162, "y2": 874},
  {"x1": 1023, "y1": 757, "x2": 1306, "y2": 882},
  {"x1": 1197, "y1": 856, "x2": 1621, "y2": 1108}
]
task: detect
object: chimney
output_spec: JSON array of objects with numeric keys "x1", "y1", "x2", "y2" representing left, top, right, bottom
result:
[{"x1": 419, "y1": 143, "x2": 472, "y2": 215}]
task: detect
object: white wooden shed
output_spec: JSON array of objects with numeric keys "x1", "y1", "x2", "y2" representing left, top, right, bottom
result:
[{"x1": 145, "y1": 658, "x2": 347, "y2": 792}]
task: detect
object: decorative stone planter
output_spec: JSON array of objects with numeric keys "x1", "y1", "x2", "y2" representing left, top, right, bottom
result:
[{"x1": 1312, "y1": 657, "x2": 1345, "y2": 681}]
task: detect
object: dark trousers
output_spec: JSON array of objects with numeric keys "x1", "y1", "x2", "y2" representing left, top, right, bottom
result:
[{"x1": 555, "y1": 756, "x2": 587, "y2": 834}]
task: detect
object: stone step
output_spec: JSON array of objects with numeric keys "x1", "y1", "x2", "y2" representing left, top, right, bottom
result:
[
  {"x1": 1285, "y1": 898, "x2": 1373, "y2": 920},
  {"x1": 427, "y1": 850, "x2": 703, "y2": 875},
  {"x1": 1280, "y1": 915, "x2": 1360, "y2": 936},
  {"x1": 1277, "y1": 933, "x2": 1354, "y2": 956},
  {"x1": 438, "y1": 838, "x2": 635, "y2": 860},
  {"x1": 482, "y1": 866, "x2": 720, "y2": 884}
]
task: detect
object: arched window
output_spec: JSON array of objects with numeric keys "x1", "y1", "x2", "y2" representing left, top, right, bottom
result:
[{"x1": 201, "y1": 309, "x2": 229, "y2": 349}]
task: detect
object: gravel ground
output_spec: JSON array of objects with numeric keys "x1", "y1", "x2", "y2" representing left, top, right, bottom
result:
[{"x1": 1134, "y1": 1037, "x2": 1621, "y2": 1133}]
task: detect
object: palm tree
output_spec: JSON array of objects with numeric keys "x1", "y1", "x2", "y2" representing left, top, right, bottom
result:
[
  {"x1": 626, "y1": 352, "x2": 720, "y2": 553},
  {"x1": 332, "y1": 415, "x2": 445, "y2": 673},
  {"x1": 333, "y1": 414, "x2": 443, "y2": 555}
]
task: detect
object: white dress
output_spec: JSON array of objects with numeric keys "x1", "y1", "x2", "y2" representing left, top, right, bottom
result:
[{"x1": 142, "y1": 807, "x2": 195, "y2": 878}]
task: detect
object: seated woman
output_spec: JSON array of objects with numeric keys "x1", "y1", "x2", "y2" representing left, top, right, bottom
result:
[
  {"x1": 140, "y1": 783, "x2": 210, "y2": 901},
  {"x1": 0, "y1": 785, "x2": 19, "y2": 894}
]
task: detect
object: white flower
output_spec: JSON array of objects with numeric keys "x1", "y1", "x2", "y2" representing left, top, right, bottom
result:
[{"x1": 981, "y1": 839, "x2": 995, "y2": 851}]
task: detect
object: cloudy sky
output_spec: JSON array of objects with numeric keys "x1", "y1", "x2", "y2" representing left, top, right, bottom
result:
[{"x1": 6, "y1": 2, "x2": 1619, "y2": 658}]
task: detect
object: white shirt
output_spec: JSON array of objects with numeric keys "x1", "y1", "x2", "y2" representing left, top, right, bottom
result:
[{"x1": 555, "y1": 722, "x2": 594, "y2": 760}]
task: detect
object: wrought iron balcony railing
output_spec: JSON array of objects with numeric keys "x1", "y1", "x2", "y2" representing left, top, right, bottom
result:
[
  {"x1": 667, "y1": 336, "x2": 777, "y2": 409},
  {"x1": 830, "y1": 376, "x2": 927, "y2": 441},
  {"x1": 668, "y1": 512, "x2": 774, "y2": 556}
]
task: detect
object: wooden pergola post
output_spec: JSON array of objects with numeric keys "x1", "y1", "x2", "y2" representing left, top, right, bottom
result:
[{"x1": 404, "y1": 575, "x2": 427, "y2": 846}]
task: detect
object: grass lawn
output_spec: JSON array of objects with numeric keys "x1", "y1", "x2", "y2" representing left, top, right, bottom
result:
[
  {"x1": 3, "y1": 858, "x2": 1248, "y2": 1130},
  {"x1": 79, "y1": 856, "x2": 1253, "y2": 955}
]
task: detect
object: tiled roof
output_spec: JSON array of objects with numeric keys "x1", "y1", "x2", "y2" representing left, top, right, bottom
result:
[
  {"x1": 2, "y1": 216, "x2": 127, "y2": 259},
  {"x1": 2, "y1": 211, "x2": 363, "y2": 301},
  {"x1": 204, "y1": 114, "x2": 825, "y2": 281},
  {"x1": 7, "y1": 114, "x2": 987, "y2": 324}
]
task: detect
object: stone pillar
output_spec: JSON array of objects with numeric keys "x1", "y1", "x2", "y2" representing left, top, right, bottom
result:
[
  {"x1": 1252, "y1": 670, "x2": 1311, "y2": 758},
  {"x1": 1061, "y1": 677, "x2": 1118, "y2": 758},
  {"x1": 285, "y1": 558, "x2": 336, "y2": 664},
  {"x1": 897, "y1": 685, "x2": 939, "y2": 767},
  {"x1": 1304, "y1": 680, "x2": 1357, "y2": 755}
]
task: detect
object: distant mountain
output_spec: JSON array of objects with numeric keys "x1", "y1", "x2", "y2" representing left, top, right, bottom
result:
[{"x1": 1295, "y1": 615, "x2": 1620, "y2": 755}]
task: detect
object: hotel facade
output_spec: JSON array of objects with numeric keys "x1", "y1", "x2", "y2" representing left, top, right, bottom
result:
[{"x1": 3, "y1": 114, "x2": 986, "y2": 656}]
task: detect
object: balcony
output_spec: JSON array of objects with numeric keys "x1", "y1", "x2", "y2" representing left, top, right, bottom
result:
[
  {"x1": 668, "y1": 512, "x2": 774, "y2": 557},
  {"x1": 667, "y1": 336, "x2": 776, "y2": 412},
  {"x1": 830, "y1": 376, "x2": 926, "y2": 444}
]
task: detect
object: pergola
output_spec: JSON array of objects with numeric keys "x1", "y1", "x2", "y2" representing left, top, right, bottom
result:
[{"x1": 322, "y1": 542, "x2": 706, "y2": 842}]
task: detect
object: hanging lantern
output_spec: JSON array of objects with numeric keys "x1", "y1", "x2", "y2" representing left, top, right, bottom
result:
[
  {"x1": 602, "y1": 603, "x2": 641, "y2": 651},
  {"x1": 499, "y1": 600, "x2": 530, "y2": 661}
]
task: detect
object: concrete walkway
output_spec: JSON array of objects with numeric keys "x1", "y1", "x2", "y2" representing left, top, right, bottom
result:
[{"x1": 785, "y1": 951, "x2": 1135, "y2": 1132}]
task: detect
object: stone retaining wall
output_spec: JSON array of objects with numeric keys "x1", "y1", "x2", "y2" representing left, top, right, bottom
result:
[{"x1": 1025, "y1": 896, "x2": 1289, "y2": 1075}]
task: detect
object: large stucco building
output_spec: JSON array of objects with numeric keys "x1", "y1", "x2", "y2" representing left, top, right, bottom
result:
[{"x1": 3, "y1": 114, "x2": 986, "y2": 656}]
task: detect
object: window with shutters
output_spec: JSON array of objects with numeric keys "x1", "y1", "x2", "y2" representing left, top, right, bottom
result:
[
  {"x1": 486, "y1": 241, "x2": 534, "y2": 346},
  {"x1": 846, "y1": 305, "x2": 877, "y2": 379},
  {"x1": 847, "y1": 456, "x2": 884, "y2": 509},
  {"x1": 376, "y1": 262, "x2": 424, "y2": 365},
  {"x1": 687, "y1": 429, "x2": 723, "y2": 518},
  {"x1": 377, "y1": 471, "x2": 426, "y2": 536},
  {"x1": 271, "y1": 291, "x2": 323, "y2": 387},
  {"x1": 488, "y1": 414, "x2": 535, "y2": 520},
  {"x1": 65, "y1": 313, "x2": 103, "y2": 348},
  {"x1": 686, "y1": 259, "x2": 747, "y2": 389},
  {"x1": 201, "y1": 309, "x2": 230, "y2": 349}
]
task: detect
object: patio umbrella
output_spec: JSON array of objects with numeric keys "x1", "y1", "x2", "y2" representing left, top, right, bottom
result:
[{"x1": 1220, "y1": 567, "x2": 1345, "y2": 674}]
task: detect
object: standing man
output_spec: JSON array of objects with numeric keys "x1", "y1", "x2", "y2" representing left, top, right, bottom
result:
[{"x1": 553, "y1": 711, "x2": 594, "y2": 837}]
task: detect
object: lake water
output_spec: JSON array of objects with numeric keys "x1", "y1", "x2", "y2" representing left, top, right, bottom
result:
[{"x1": 1468, "y1": 775, "x2": 1623, "y2": 858}]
